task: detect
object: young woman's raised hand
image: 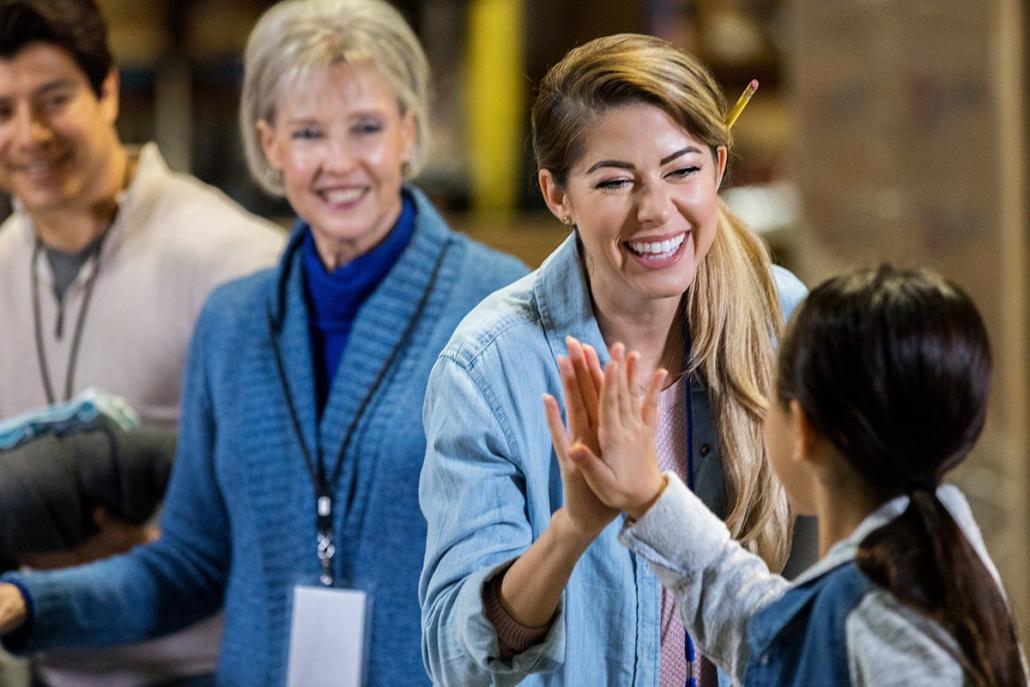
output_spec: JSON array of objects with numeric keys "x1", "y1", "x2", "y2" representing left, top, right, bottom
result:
[
  {"x1": 568, "y1": 343, "x2": 668, "y2": 520},
  {"x1": 543, "y1": 337, "x2": 617, "y2": 542}
]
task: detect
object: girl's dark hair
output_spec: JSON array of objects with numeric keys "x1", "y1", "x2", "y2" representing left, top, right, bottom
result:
[
  {"x1": 776, "y1": 264, "x2": 1023, "y2": 686},
  {"x1": 0, "y1": 0, "x2": 112, "y2": 97}
]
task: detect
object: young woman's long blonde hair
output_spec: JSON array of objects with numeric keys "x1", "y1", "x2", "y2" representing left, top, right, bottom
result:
[{"x1": 531, "y1": 33, "x2": 793, "y2": 569}]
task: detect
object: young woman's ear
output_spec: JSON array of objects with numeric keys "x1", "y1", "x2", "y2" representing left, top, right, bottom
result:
[
  {"x1": 713, "y1": 145, "x2": 728, "y2": 191},
  {"x1": 538, "y1": 169, "x2": 574, "y2": 227}
]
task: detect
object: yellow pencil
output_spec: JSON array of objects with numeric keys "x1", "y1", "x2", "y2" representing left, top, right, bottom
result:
[{"x1": 725, "y1": 79, "x2": 759, "y2": 129}]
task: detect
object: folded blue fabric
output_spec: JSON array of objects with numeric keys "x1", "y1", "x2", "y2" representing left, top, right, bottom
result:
[{"x1": 0, "y1": 388, "x2": 139, "y2": 450}]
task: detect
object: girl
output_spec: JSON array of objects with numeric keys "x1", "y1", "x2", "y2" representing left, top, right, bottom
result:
[{"x1": 562, "y1": 264, "x2": 1028, "y2": 686}]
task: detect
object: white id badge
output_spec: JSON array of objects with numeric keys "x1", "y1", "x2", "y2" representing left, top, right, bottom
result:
[{"x1": 286, "y1": 585, "x2": 369, "y2": 687}]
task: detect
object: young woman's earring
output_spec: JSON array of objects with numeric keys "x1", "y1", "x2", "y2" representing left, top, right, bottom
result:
[{"x1": 562, "y1": 215, "x2": 573, "y2": 226}]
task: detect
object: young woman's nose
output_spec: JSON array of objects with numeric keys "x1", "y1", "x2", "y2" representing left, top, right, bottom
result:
[{"x1": 635, "y1": 180, "x2": 673, "y2": 227}]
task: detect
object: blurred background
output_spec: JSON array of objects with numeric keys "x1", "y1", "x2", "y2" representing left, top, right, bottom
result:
[{"x1": 1, "y1": 0, "x2": 1026, "y2": 642}]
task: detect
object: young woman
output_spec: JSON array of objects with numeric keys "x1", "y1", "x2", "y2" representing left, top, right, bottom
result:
[
  {"x1": 568, "y1": 265, "x2": 1028, "y2": 686},
  {"x1": 420, "y1": 34, "x2": 805, "y2": 685}
]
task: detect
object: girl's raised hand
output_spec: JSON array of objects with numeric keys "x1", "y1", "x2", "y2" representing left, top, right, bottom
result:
[{"x1": 569, "y1": 343, "x2": 668, "y2": 520}]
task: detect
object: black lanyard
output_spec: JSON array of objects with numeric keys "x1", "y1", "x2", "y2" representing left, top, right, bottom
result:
[
  {"x1": 268, "y1": 239, "x2": 450, "y2": 587},
  {"x1": 30, "y1": 234, "x2": 107, "y2": 404},
  {"x1": 681, "y1": 316, "x2": 696, "y2": 491},
  {"x1": 682, "y1": 321, "x2": 699, "y2": 687}
]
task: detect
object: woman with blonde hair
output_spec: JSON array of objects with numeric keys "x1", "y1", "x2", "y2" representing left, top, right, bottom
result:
[
  {"x1": 420, "y1": 33, "x2": 805, "y2": 685},
  {"x1": 0, "y1": 0, "x2": 524, "y2": 684}
]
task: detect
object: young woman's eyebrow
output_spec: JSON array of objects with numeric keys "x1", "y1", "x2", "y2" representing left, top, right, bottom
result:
[
  {"x1": 660, "y1": 146, "x2": 703, "y2": 165},
  {"x1": 585, "y1": 159, "x2": 634, "y2": 174},
  {"x1": 585, "y1": 146, "x2": 704, "y2": 174}
]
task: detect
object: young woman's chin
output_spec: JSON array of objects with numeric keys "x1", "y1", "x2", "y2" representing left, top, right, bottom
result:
[{"x1": 628, "y1": 264, "x2": 700, "y2": 302}]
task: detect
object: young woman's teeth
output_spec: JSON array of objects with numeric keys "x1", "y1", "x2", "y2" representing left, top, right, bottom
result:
[
  {"x1": 628, "y1": 233, "x2": 685, "y2": 256},
  {"x1": 323, "y1": 188, "x2": 364, "y2": 204}
]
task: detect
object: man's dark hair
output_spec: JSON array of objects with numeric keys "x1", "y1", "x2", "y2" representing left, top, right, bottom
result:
[{"x1": 0, "y1": 0, "x2": 113, "y2": 97}]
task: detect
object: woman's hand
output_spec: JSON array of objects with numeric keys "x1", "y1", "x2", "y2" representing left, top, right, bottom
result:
[
  {"x1": 0, "y1": 583, "x2": 27, "y2": 635},
  {"x1": 543, "y1": 337, "x2": 617, "y2": 543},
  {"x1": 569, "y1": 343, "x2": 668, "y2": 520}
]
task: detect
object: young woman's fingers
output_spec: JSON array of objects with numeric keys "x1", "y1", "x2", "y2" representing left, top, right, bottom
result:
[
  {"x1": 616, "y1": 349, "x2": 636, "y2": 420},
  {"x1": 641, "y1": 368, "x2": 668, "y2": 428},
  {"x1": 600, "y1": 352, "x2": 621, "y2": 431},
  {"x1": 607, "y1": 342, "x2": 624, "y2": 376},
  {"x1": 543, "y1": 393, "x2": 573, "y2": 462},
  {"x1": 567, "y1": 337, "x2": 599, "y2": 427},
  {"x1": 582, "y1": 343, "x2": 604, "y2": 393},
  {"x1": 568, "y1": 443, "x2": 618, "y2": 504},
  {"x1": 557, "y1": 355, "x2": 592, "y2": 440},
  {"x1": 624, "y1": 349, "x2": 639, "y2": 398}
]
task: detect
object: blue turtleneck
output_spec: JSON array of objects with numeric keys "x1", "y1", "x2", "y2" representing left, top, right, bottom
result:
[{"x1": 301, "y1": 191, "x2": 416, "y2": 413}]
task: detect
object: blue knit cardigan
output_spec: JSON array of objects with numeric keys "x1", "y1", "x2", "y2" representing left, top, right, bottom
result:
[{"x1": 4, "y1": 188, "x2": 528, "y2": 686}]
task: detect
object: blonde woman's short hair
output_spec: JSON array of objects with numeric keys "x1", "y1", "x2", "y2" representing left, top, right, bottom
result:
[{"x1": 240, "y1": 0, "x2": 430, "y2": 196}]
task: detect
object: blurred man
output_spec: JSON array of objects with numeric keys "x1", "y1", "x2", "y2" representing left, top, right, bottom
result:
[{"x1": 0, "y1": 1, "x2": 283, "y2": 685}]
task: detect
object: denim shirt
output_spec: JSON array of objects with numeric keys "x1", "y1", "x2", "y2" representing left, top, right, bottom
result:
[{"x1": 419, "y1": 235, "x2": 806, "y2": 686}]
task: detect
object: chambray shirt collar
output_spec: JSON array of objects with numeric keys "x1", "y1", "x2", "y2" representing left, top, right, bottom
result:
[{"x1": 532, "y1": 233, "x2": 611, "y2": 366}]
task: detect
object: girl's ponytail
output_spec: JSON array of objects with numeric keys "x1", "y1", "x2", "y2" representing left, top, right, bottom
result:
[{"x1": 857, "y1": 490, "x2": 1024, "y2": 686}]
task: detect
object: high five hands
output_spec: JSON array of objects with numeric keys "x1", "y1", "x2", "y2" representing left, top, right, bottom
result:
[{"x1": 545, "y1": 337, "x2": 670, "y2": 536}]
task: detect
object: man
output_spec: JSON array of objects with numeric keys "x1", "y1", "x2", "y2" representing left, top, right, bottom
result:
[{"x1": 0, "y1": 1, "x2": 284, "y2": 685}]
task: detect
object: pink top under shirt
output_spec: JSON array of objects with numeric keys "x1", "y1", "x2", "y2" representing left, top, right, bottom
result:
[
  {"x1": 656, "y1": 378, "x2": 718, "y2": 687},
  {"x1": 656, "y1": 378, "x2": 692, "y2": 686}
]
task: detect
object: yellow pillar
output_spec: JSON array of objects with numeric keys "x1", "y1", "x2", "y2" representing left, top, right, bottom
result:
[{"x1": 466, "y1": 0, "x2": 524, "y2": 215}]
